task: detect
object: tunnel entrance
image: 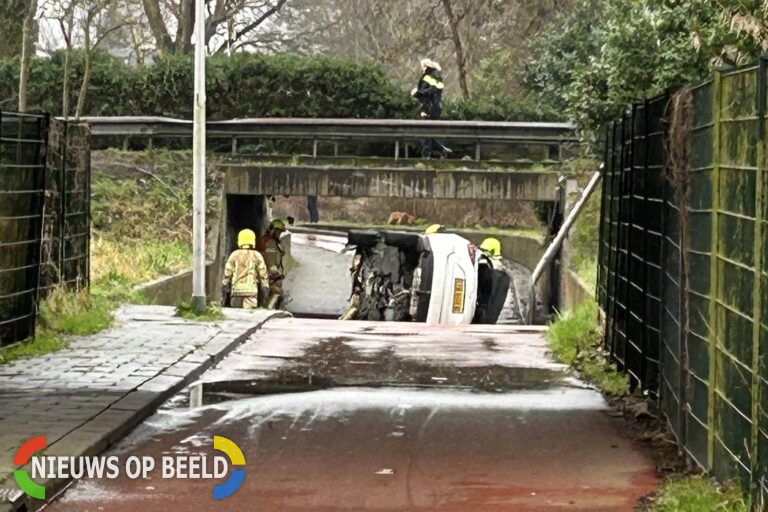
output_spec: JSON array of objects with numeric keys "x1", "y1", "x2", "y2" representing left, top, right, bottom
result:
[{"x1": 223, "y1": 194, "x2": 270, "y2": 254}]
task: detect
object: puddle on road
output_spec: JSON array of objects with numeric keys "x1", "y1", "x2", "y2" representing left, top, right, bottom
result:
[{"x1": 181, "y1": 337, "x2": 569, "y2": 408}]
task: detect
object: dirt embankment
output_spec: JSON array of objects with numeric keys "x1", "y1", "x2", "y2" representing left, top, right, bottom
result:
[{"x1": 272, "y1": 195, "x2": 543, "y2": 229}]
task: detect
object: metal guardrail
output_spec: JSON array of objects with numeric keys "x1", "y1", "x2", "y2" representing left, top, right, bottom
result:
[{"x1": 62, "y1": 116, "x2": 578, "y2": 160}]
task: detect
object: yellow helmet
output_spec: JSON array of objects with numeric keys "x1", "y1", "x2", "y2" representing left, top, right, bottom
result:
[
  {"x1": 237, "y1": 229, "x2": 256, "y2": 248},
  {"x1": 480, "y1": 237, "x2": 501, "y2": 257},
  {"x1": 269, "y1": 219, "x2": 286, "y2": 231},
  {"x1": 425, "y1": 224, "x2": 445, "y2": 234}
]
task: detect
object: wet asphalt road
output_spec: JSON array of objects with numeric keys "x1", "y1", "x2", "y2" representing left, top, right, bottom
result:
[
  {"x1": 45, "y1": 318, "x2": 659, "y2": 511},
  {"x1": 45, "y1": 388, "x2": 656, "y2": 512}
]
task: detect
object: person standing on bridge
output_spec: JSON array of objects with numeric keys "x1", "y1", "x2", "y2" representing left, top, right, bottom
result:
[
  {"x1": 412, "y1": 58, "x2": 444, "y2": 120},
  {"x1": 257, "y1": 219, "x2": 288, "y2": 309},
  {"x1": 411, "y1": 59, "x2": 448, "y2": 158},
  {"x1": 222, "y1": 229, "x2": 270, "y2": 309}
]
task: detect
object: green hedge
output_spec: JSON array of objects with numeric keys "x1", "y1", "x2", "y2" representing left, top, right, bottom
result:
[{"x1": 0, "y1": 51, "x2": 561, "y2": 121}]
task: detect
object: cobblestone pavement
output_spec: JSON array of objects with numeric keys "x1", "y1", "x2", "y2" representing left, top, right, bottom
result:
[{"x1": 0, "y1": 305, "x2": 284, "y2": 509}]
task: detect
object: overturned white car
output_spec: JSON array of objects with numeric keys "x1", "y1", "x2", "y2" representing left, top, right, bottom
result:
[{"x1": 340, "y1": 230, "x2": 509, "y2": 325}]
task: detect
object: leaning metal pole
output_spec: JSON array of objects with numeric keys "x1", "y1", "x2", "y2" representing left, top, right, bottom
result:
[
  {"x1": 526, "y1": 164, "x2": 604, "y2": 324},
  {"x1": 192, "y1": 0, "x2": 207, "y2": 312}
]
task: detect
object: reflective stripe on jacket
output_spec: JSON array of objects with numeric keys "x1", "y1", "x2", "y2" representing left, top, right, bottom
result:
[{"x1": 415, "y1": 70, "x2": 444, "y2": 119}]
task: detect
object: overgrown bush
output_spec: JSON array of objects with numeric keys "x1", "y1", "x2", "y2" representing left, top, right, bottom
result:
[
  {"x1": 0, "y1": 51, "x2": 559, "y2": 121},
  {"x1": 444, "y1": 94, "x2": 563, "y2": 122}
]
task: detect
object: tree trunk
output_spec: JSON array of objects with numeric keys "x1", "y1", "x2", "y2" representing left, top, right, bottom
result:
[
  {"x1": 440, "y1": 0, "x2": 470, "y2": 99},
  {"x1": 75, "y1": 43, "x2": 92, "y2": 119},
  {"x1": 178, "y1": 0, "x2": 195, "y2": 54},
  {"x1": 62, "y1": 48, "x2": 71, "y2": 117},
  {"x1": 17, "y1": 1, "x2": 35, "y2": 111},
  {"x1": 142, "y1": 0, "x2": 174, "y2": 54}
]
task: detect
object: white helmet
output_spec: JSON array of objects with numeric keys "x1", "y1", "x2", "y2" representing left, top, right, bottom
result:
[{"x1": 420, "y1": 58, "x2": 441, "y2": 72}]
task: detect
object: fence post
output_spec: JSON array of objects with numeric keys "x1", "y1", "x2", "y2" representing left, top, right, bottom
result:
[
  {"x1": 675, "y1": 91, "x2": 688, "y2": 450},
  {"x1": 597, "y1": 125, "x2": 611, "y2": 306},
  {"x1": 607, "y1": 121, "x2": 622, "y2": 362},
  {"x1": 706, "y1": 69, "x2": 722, "y2": 470},
  {"x1": 750, "y1": 57, "x2": 767, "y2": 491},
  {"x1": 625, "y1": 104, "x2": 640, "y2": 387}
]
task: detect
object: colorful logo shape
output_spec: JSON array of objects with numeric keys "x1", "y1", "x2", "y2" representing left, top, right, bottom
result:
[
  {"x1": 14, "y1": 436, "x2": 46, "y2": 499},
  {"x1": 213, "y1": 436, "x2": 245, "y2": 500}
]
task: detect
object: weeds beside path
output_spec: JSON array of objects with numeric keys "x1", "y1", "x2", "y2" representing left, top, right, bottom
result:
[
  {"x1": 546, "y1": 300, "x2": 629, "y2": 397},
  {"x1": 0, "y1": 287, "x2": 112, "y2": 364},
  {"x1": 546, "y1": 300, "x2": 750, "y2": 511},
  {"x1": 642, "y1": 476, "x2": 749, "y2": 511}
]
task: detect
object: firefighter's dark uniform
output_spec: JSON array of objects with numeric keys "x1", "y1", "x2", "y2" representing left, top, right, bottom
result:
[{"x1": 413, "y1": 69, "x2": 444, "y2": 120}]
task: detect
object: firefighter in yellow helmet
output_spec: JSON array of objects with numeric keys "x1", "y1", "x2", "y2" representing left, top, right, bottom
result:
[
  {"x1": 480, "y1": 237, "x2": 503, "y2": 270},
  {"x1": 480, "y1": 237, "x2": 501, "y2": 257},
  {"x1": 222, "y1": 229, "x2": 270, "y2": 309},
  {"x1": 257, "y1": 219, "x2": 288, "y2": 309},
  {"x1": 424, "y1": 223, "x2": 445, "y2": 234}
]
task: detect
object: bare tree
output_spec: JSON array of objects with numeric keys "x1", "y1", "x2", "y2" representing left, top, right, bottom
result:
[
  {"x1": 267, "y1": 0, "x2": 568, "y2": 98},
  {"x1": 74, "y1": 0, "x2": 132, "y2": 117},
  {"x1": 0, "y1": 0, "x2": 30, "y2": 58},
  {"x1": 48, "y1": 0, "x2": 78, "y2": 117},
  {"x1": 138, "y1": 0, "x2": 288, "y2": 55},
  {"x1": 440, "y1": 0, "x2": 468, "y2": 98},
  {"x1": 18, "y1": 0, "x2": 37, "y2": 111}
]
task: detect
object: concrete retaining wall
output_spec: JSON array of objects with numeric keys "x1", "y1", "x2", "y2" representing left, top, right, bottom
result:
[
  {"x1": 222, "y1": 164, "x2": 560, "y2": 202},
  {"x1": 560, "y1": 269, "x2": 595, "y2": 312},
  {"x1": 136, "y1": 264, "x2": 218, "y2": 306}
]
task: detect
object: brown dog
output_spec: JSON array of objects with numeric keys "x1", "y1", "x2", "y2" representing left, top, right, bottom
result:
[{"x1": 387, "y1": 212, "x2": 416, "y2": 225}]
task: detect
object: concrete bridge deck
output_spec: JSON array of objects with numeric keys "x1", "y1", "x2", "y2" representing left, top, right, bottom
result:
[{"x1": 221, "y1": 163, "x2": 561, "y2": 202}]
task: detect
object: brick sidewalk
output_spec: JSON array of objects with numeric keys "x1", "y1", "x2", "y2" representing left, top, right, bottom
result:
[{"x1": 0, "y1": 305, "x2": 285, "y2": 509}]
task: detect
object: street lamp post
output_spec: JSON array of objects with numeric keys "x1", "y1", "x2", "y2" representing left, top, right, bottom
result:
[{"x1": 192, "y1": 0, "x2": 207, "y2": 313}]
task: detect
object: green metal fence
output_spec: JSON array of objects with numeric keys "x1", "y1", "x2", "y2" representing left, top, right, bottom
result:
[
  {"x1": 599, "y1": 59, "x2": 768, "y2": 494},
  {"x1": 0, "y1": 115, "x2": 91, "y2": 346}
]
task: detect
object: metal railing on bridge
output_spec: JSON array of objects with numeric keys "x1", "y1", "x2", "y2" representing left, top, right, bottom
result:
[{"x1": 70, "y1": 116, "x2": 578, "y2": 161}]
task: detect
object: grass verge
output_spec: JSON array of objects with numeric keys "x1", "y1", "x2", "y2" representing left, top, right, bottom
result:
[
  {"x1": 546, "y1": 299, "x2": 629, "y2": 397},
  {"x1": 90, "y1": 236, "x2": 191, "y2": 304},
  {"x1": 647, "y1": 475, "x2": 749, "y2": 511},
  {"x1": 174, "y1": 299, "x2": 226, "y2": 322},
  {"x1": 0, "y1": 287, "x2": 113, "y2": 364}
]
